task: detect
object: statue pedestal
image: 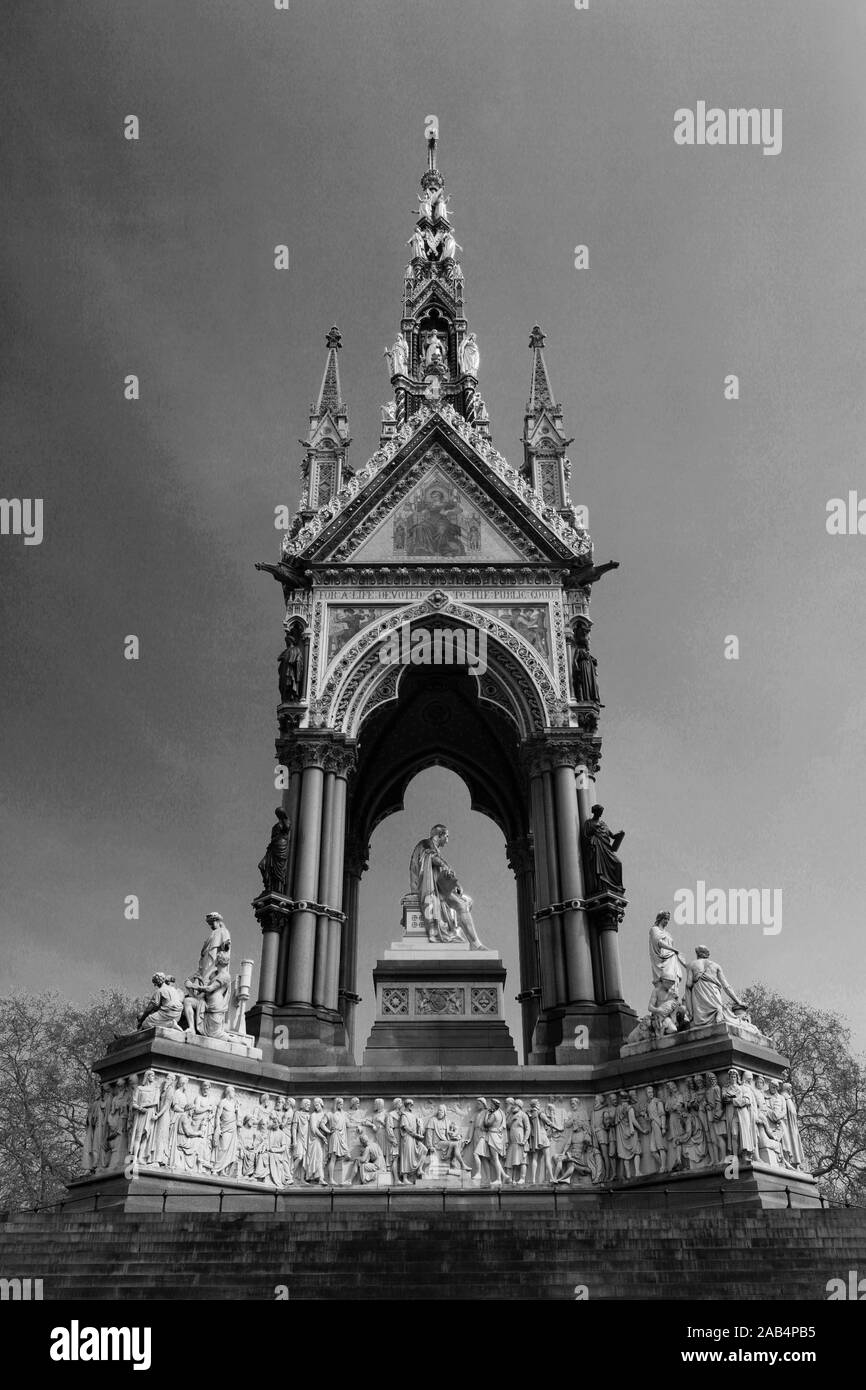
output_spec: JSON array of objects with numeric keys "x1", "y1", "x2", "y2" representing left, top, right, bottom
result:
[{"x1": 363, "y1": 935, "x2": 519, "y2": 1066}]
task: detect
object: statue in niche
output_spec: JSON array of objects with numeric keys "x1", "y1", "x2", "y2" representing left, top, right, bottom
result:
[
  {"x1": 648, "y1": 978, "x2": 680, "y2": 1037},
  {"x1": 409, "y1": 823, "x2": 487, "y2": 948},
  {"x1": 278, "y1": 632, "x2": 304, "y2": 703},
  {"x1": 458, "y1": 332, "x2": 479, "y2": 376},
  {"x1": 580, "y1": 805, "x2": 625, "y2": 897},
  {"x1": 385, "y1": 331, "x2": 410, "y2": 376},
  {"x1": 258, "y1": 808, "x2": 292, "y2": 896},
  {"x1": 506, "y1": 1100, "x2": 532, "y2": 1187},
  {"x1": 648, "y1": 911, "x2": 683, "y2": 996},
  {"x1": 128, "y1": 1069, "x2": 160, "y2": 1165},
  {"x1": 684, "y1": 946, "x2": 746, "y2": 1027},
  {"x1": 291, "y1": 1098, "x2": 312, "y2": 1183},
  {"x1": 422, "y1": 331, "x2": 447, "y2": 368},
  {"x1": 137, "y1": 972, "x2": 184, "y2": 1032},
  {"x1": 645, "y1": 1087, "x2": 667, "y2": 1173},
  {"x1": 614, "y1": 1089, "x2": 646, "y2": 1179},
  {"x1": 782, "y1": 1082, "x2": 806, "y2": 1170},
  {"x1": 304, "y1": 1098, "x2": 328, "y2": 1184},
  {"x1": 572, "y1": 623, "x2": 600, "y2": 704},
  {"x1": 213, "y1": 1086, "x2": 240, "y2": 1177}
]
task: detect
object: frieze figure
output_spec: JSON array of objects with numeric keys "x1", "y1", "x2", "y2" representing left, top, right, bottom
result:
[
  {"x1": 128, "y1": 1069, "x2": 161, "y2": 1165},
  {"x1": 505, "y1": 1100, "x2": 531, "y2": 1186},
  {"x1": 398, "y1": 1099, "x2": 429, "y2": 1184},
  {"x1": 258, "y1": 807, "x2": 292, "y2": 895},
  {"x1": 305, "y1": 1098, "x2": 328, "y2": 1184},
  {"x1": 213, "y1": 1086, "x2": 240, "y2": 1177},
  {"x1": 291, "y1": 1098, "x2": 312, "y2": 1183},
  {"x1": 81, "y1": 1083, "x2": 107, "y2": 1175},
  {"x1": 782, "y1": 1082, "x2": 806, "y2": 1169},
  {"x1": 644, "y1": 1087, "x2": 667, "y2": 1173}
]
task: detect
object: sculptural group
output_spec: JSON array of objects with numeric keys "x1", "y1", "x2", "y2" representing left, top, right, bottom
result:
[{"x1": 81, "y1": 1076, "x2": 806, "y2": 1186}]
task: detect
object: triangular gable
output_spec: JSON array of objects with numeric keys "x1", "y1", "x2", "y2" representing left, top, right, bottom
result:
[
  {"x1": 283, "y1": 405, "x2": 592, "y2": 566},
  {"x1": 348, "y1": 461, "x2": 527, "y2": 563}
]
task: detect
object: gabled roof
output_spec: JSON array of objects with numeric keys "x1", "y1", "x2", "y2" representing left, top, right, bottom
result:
[{"x1": 281, "y1": 404, "x2": 593, "y2": 566}]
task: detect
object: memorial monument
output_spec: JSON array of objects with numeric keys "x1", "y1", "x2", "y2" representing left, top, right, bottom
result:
[{"x1": 69, "y1": 122, "x2": 817, "y2": 1211}]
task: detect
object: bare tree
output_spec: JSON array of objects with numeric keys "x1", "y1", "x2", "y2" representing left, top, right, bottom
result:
[
  {"x1": 743, "y1": 983, "x2": 866, "y2": 1203},
  {"x1": 0, "y1": 990, "x2": 140, "y2": 1211}
]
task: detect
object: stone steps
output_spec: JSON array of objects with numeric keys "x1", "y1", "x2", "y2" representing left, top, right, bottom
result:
[{"x1": 3, "y1": 1209, "x2": 864, "y2": 1300}]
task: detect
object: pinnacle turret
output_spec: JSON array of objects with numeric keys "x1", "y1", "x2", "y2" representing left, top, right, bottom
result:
[
  {"x1": 522, "y1": 326, "x2": 575, "y2": 517},
  {"x1": 382, "y1": 119, "x2": 489, "y2": 436},
  {"x1": 299, "y1": 326, "x2": 351, "y2": 519}
]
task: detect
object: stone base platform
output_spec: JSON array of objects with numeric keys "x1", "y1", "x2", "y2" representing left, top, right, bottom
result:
[{"x1": 4, "y1": 1206, "x2": 861, "y2": 1300}]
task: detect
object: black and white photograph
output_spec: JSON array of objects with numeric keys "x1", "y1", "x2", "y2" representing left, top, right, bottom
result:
[{"x1": 2, "y1": 0, "x2": 866, "y2": 1346}]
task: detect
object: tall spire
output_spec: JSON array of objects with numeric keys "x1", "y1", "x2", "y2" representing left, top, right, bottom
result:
[
  {"x1": 522, "y1": 325, "x2": 575, "y2": 516},
  {"x1": 316, "y1": 325, "x2": 344, "y2": 414},
  {"x1": 527, "y1": 325, "x2": 555, "y2": 414},
  {"x1": 382, "y1": 119, "x2": 490, "y2": 436},
  {"x1": 299, "y1": 326, "x2": 351, "y2": 519}
]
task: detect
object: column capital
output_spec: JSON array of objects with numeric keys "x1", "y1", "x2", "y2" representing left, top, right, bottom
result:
[
  {"x1": 505, "y1": 834, "x2": 534, "y2": 877},
  {"x1": 519, "y1": 733, "x2": 600, "y2": 777},
  {"x1": 276, "y1": 732, "x2": 358, "y2": 775},
  {"x1": 583, "y1": 893, "x2": 628, "y2": 931}
]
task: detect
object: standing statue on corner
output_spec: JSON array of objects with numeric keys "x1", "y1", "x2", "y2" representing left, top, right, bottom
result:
[
  {"x1": 278, "y1": 631, "x2": 304, "y2": 703},
  {"x1": 258, "y1": 807, "x2": 292, "y2": 896},
  {"x1": 572, "y1": 624, "x2": 601, "y2": 704},
  {"x1": 580, "y1": 804, "x2": 625, "y2": 896}
]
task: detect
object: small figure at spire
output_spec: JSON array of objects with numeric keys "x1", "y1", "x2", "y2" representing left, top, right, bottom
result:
[{"x1": 425, "y1": 114, "x2": 439, "y2": 172}]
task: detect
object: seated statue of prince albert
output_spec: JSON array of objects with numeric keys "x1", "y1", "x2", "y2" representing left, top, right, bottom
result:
[{"x1": 409, "y1": 823, "x2": 487, "y2": 950}]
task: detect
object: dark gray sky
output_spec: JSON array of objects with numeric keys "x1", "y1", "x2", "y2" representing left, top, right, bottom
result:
[{"x1": 2, "y1": 0, "x2": 865, "y2": 1057}]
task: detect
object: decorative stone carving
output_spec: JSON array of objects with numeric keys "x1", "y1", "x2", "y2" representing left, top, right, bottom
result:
[
  {"x1": 648, "y1": 911, "x2": 683, "y2": 994},
  {"x1": 86, "y1": 1074, "x2": 810, "y2": 1190},
  {"x1": 382, "y1": 987, "x2": 409, "y2": 1016},
  {"x1": 648, "y1": 978, "x2": 679, "y2": 1037},
  {"x1": 258, "y1": 808, "x2": 291, "y2": 895},
  {"x1": 470, "y1": 987, "x2": 497, "y2": 1015},
  {"x1": 416, "y1": 987, "x2": 465, "y2": 1016}
]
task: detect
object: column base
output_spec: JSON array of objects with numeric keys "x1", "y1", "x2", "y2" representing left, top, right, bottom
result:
[
  {"x1": 247, "y1": 1002, "x2": 350, "y2": 1067},
  {"x1": 529, "y1": 1001, "x2": 638, "y2": 1066}
]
